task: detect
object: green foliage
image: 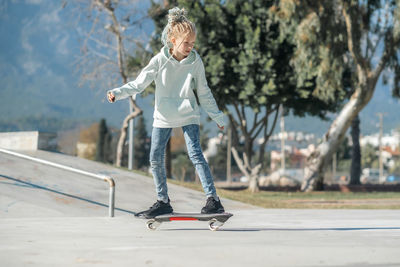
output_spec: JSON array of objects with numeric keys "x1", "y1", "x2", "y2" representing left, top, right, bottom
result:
[
  {"x1": 276, "y1": 0, "x2": 350, "y2": 105},
  {"x1": 145, "y1": 0, "x2": 355, "y2": 182},
  {"x1": 386, "y1": 0, "x2": 400, "y2": 98},
  {"x1": 362, "y1": 144, "x2": 379, "y2": 168},
  {"x1": 275, "y1": 0, "x2": 400, "y2": 191},
  {"x1": 149, "y1": 0, "x2": 342, "y2": 118},
  {"x1": 277, "y1": 0, "x2": 400, "y2": 102},
  {"x1": 337, "y1": 159, "x2": 352, "y2": 173}
]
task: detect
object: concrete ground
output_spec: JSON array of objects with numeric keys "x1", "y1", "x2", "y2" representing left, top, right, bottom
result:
[{"x1": 1, "y1": 150, "x2": 400, "y2": 267}]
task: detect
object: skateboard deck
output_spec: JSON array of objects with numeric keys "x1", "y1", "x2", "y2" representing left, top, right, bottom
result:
[{"x1": 143, "y1": 212, "x2": 233, "y2": 231}]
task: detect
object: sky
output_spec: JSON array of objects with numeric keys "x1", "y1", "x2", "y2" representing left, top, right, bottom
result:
[{"x1": 1, "y1": 1, "x2": 78, "y2": 83}]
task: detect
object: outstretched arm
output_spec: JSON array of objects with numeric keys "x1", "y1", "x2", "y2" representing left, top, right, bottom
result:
[{"x1": 107, "y1": 56, "x2": 159, "y2": 102}]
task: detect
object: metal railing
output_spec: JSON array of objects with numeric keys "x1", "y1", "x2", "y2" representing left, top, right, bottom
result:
[{"x1": 0, "y1": 148, "x2": 115, "y2": 217}]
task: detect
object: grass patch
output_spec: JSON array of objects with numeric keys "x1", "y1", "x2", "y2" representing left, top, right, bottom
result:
[
  {"x1": 119, "y1": 167, "x2": 400, "y2": 210},
  {"x1": 169, "y1": 180, "x2": 400, "y2": 209}
]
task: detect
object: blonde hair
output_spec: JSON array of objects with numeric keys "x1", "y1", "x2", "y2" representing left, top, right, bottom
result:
[{"x1": 161, "y1": 7, "x2": 196, "y2": 48}]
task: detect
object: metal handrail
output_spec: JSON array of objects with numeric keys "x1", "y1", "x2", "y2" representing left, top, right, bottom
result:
[{"x1": 0, "y1": 148, "x2": 115, "y2": 217}]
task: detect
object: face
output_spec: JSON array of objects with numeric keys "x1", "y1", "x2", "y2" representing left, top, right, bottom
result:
[{"x1": 171, "y1": 32, "x2": 196, "y2": 59}]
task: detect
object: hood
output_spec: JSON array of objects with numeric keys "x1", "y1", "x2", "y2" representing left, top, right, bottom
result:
[{"x1": 161, "y1": 45, "x2": 199, "y2": 65}]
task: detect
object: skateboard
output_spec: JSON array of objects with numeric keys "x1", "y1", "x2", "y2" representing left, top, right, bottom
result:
[{"x1": 143, "y1": 212, "x2": 233, "y2": 231}]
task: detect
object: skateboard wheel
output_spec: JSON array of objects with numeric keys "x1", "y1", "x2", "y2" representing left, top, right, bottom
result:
[
  {"x1": 208, "y1": 218, "x2": 224, "y2": 231},
  {"x1": 146, "y1": 219, "x2": 160, "y2": 230}
]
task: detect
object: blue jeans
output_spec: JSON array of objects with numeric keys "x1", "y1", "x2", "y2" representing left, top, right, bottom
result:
[{"x1": 149, "y1": 124, "x2": 218, "y2": 202}]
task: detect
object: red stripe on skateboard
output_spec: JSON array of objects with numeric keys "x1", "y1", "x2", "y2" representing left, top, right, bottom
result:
[{"x1": 169, "y1": 217, "x2": 198, "y2": 221}]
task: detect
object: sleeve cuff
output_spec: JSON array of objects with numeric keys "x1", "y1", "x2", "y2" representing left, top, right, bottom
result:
[
  {"x1": 107, "y1": 88, "x2": 123, "y2": 101},
  {"x1": 213, "y1": 114, "x2": 226, "y2": 127}
]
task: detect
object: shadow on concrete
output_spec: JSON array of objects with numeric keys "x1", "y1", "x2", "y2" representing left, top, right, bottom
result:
[
  {"x1": 220, "y1": 227, "x2": 400, "y2": 232},
  {"x1": 0, "y1": 174, "x2": 135, "y2": 215},
  {"x1": 160, "y1": 227, "x2": 400, "y2": 232}
]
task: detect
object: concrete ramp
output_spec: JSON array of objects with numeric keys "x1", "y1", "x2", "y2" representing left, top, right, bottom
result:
[{"x1": 0, "y1": 150, "x2": 253, "y2": 218}]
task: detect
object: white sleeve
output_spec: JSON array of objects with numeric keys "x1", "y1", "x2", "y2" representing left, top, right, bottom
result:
[
  {"x1": 107, "y1": 56, "x2": 159, "y2": 101},
  {"x1": 195, "y1": 60, "x2": 226, "y2": 127}
]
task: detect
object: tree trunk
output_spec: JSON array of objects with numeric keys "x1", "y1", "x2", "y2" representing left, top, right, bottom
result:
[
  {"x1": 230, "y1": 120, "x2": 240, "y2": 148},
  {"x1": 116, "y1": 98, "x2": 142, "y2": 167},
  {"x1": 258, "y1": 141, "x2": 266, "y2": 170},
  {"x1": 259, "y1": 107, "x2": 279, "y2": 170},
  {"x1": 301, "y1": 80, "x2": 375, "y2": 191},
  {"x1": 231, "y1": 146, "x2": 261, "y2": 193},
  {"x1": 180, "y1": 167, "x2": 186, "y2": 182},
  {"x1": 350, "y1": 115, "x2": 361, "y2": 185},
  {"x1": 244, "y1": 138, "x2": 253, "y2": 165},
  {"x1": 301, "y1": 2, "x2": 395, "y2": 191},
  {"x1": 248, "y1": 175, "x2": 260, "y2": 193}
]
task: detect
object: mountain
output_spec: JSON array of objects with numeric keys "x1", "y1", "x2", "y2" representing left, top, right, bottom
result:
[
  {"x1": 1, "y1": 0, "x2": 399, "y2": 137},
  {"x1": 0, "y1": 0, "x2": 155, "y2": 131}
]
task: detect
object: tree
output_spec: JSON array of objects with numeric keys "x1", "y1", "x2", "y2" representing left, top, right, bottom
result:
[
  {"x1": 65, "y1": 0, "x2": 148, "y2": 167},
  {"x1": 350, "y1": 115, "x2": 361, "y2": 184},
  {"x1": 277, "y1": 0, "x2": 400, "y2": 191},
  {"x1": 95, "y1": 118, "x2": 111, "y2": 163},
  {"x1": 150, "y1": 0, "x2": 344, "y2": 192},
  {"x1": 362, "y1": 143, "x2": 379, "y2": 168},
  {"x1": 133, "y1": 115, "x2": 150, "y2": 169}
]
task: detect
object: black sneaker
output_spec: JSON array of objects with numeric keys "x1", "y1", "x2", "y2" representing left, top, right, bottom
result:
[
  {"x1": 201, "y1": 197, "x2": 225, "y2": 214},
  {"x1": 135, "y1": 200, "x2": 173, "y2": 219}
]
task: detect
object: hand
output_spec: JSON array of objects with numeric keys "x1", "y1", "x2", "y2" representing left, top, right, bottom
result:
[
  {"x1": 107, "y1": 92, "x2": 115, "y2": 103},
  {"x1": 217, "y1": 124, "x2": 224, "y2": 130}
]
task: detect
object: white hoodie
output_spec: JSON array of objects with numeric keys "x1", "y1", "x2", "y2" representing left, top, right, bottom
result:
[{"x1": 108, "y1": 46, "x2": 226, "y2": 128}]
